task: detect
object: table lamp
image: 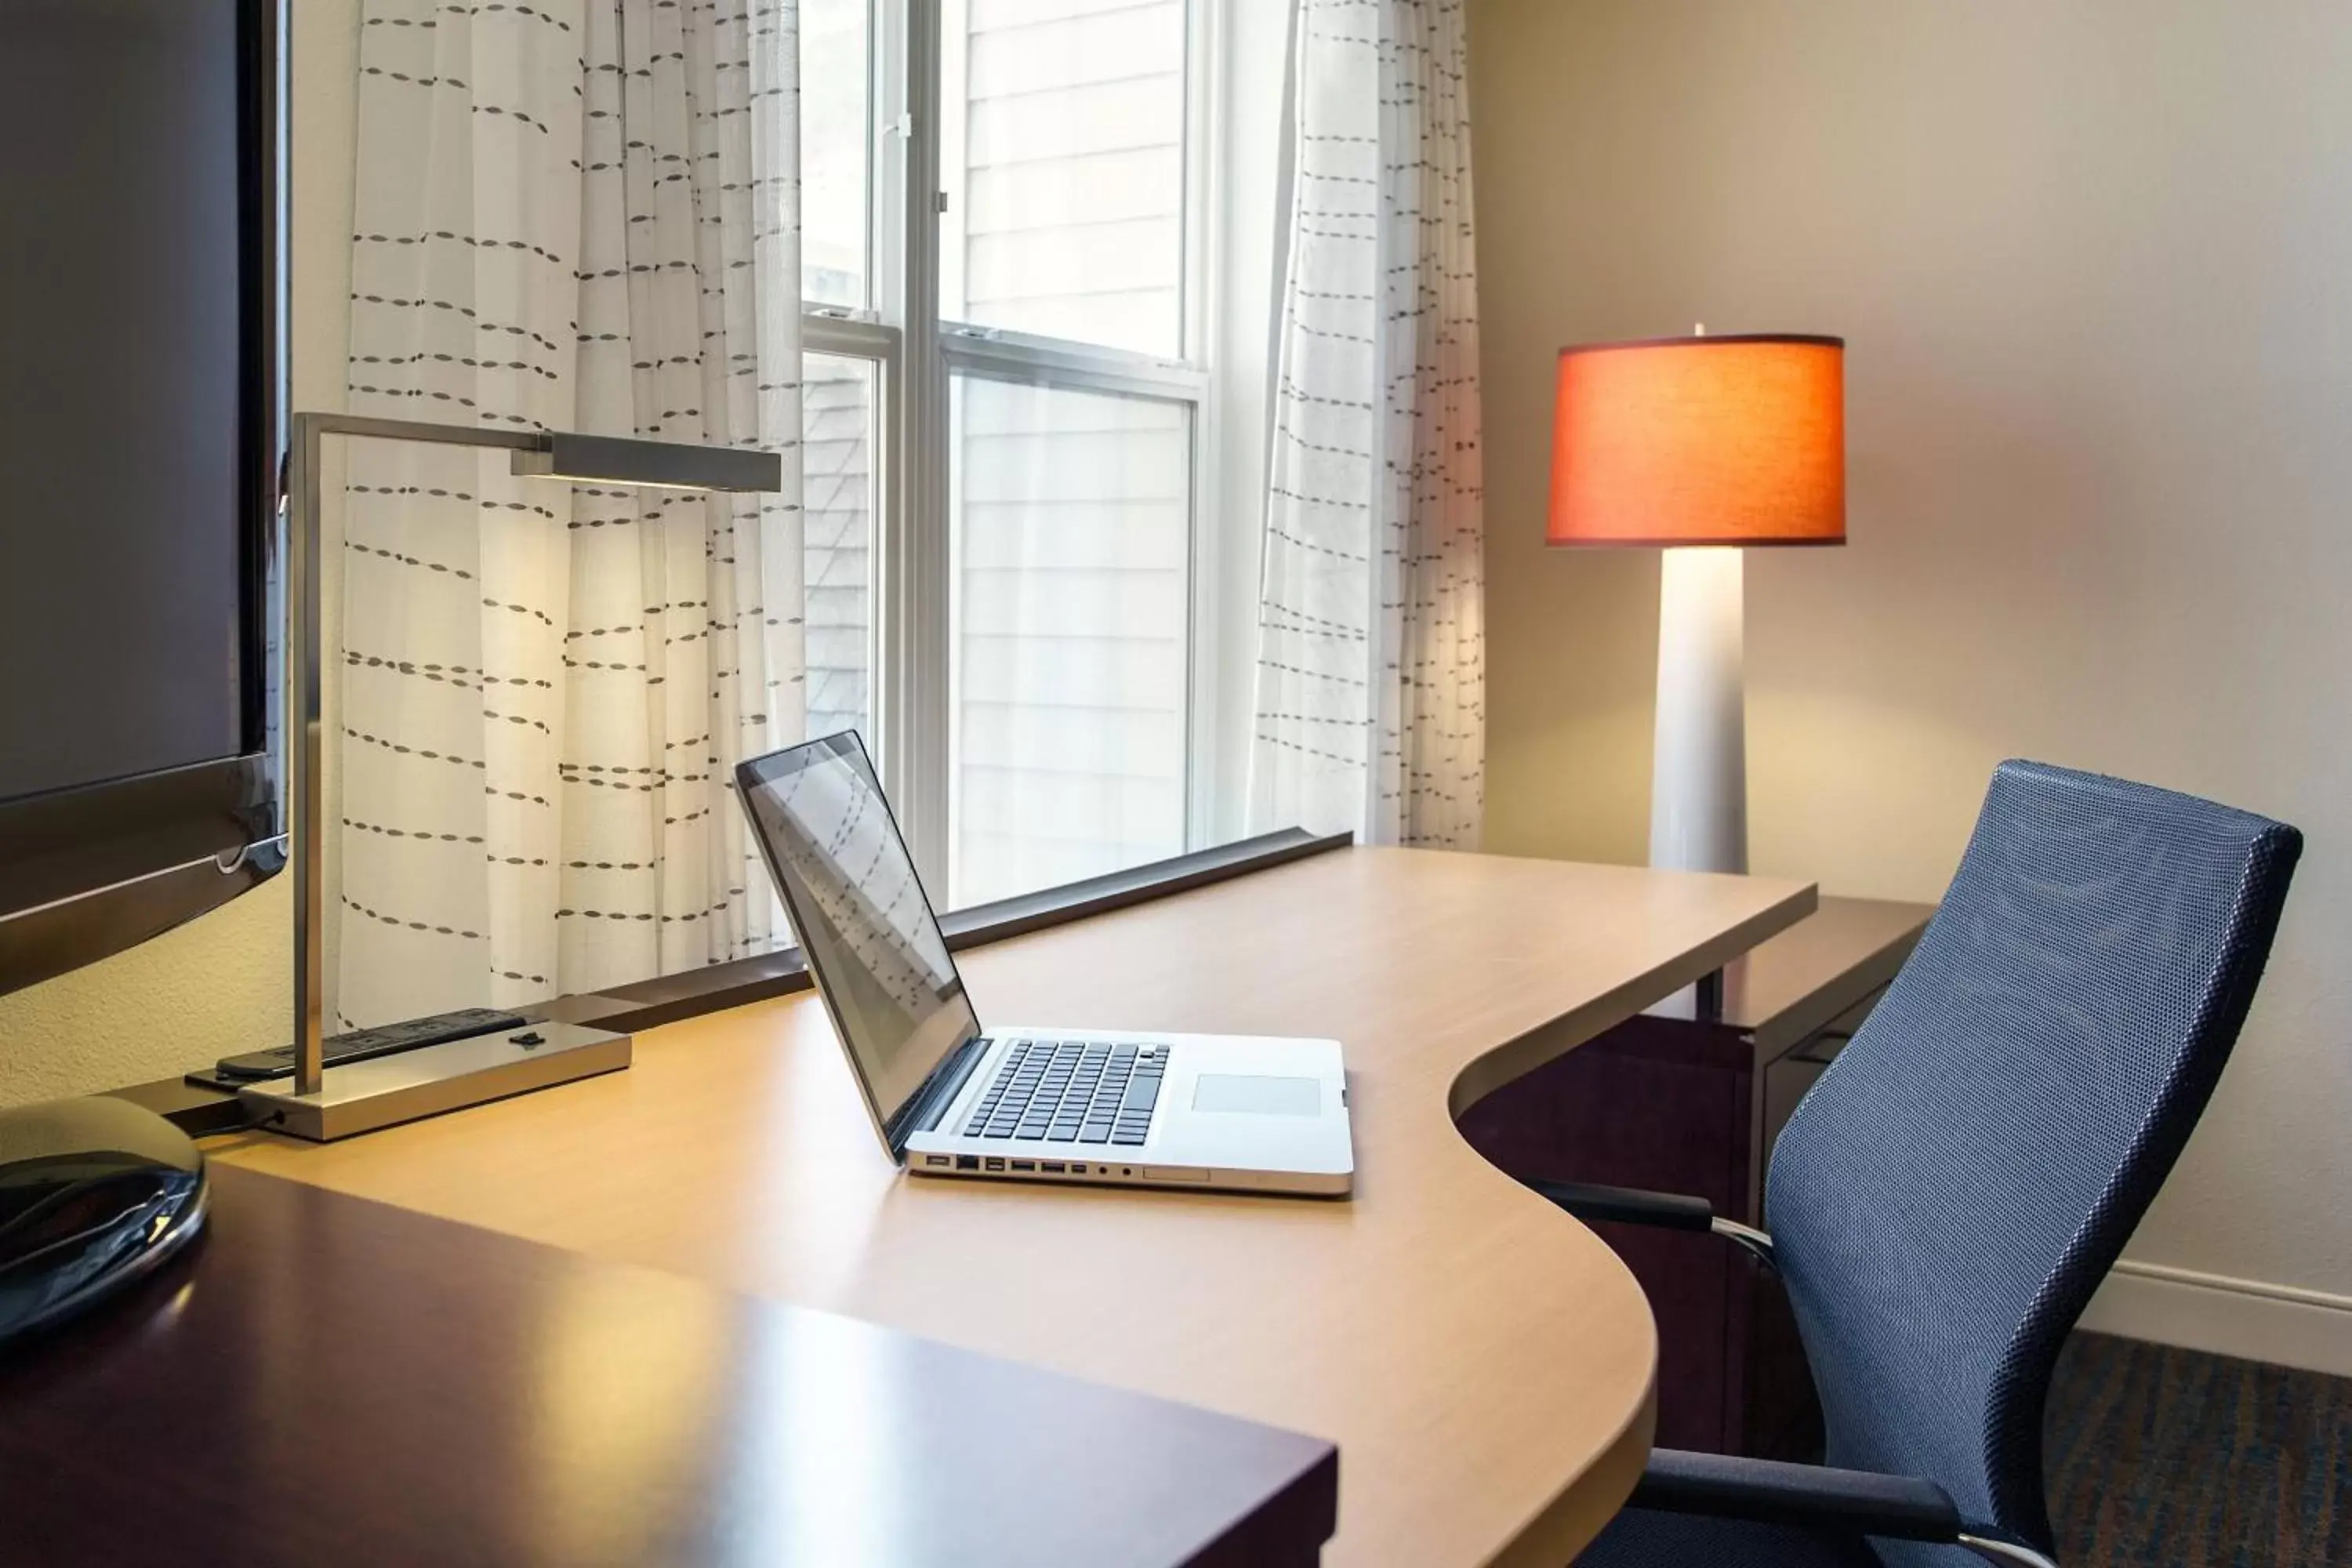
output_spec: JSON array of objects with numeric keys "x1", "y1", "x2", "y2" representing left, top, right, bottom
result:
[
  {"x1": 1547, "y1": 331, "x2": 1845, "y2": 877},
  {"x1": 240, "y1": 413, "x2": 782, "y2": 1141}
]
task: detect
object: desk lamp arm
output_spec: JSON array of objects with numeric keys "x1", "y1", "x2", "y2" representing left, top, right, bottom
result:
[{"x1": 277, "y1": 412, "x2": 778, "y2": 1105}]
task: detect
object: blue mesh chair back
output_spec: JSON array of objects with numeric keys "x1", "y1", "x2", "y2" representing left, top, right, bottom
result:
[{"x1": 1766, "y1": 760, "x2": 2300, "y2": 1565}]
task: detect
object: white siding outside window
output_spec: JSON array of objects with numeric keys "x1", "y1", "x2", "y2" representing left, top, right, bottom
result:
[
  {"x1": 948, "y1": 376, "x2": 1190, "y2": 905},
  {"x1": 802, "y1": 0, "x2": 872, "y2": 308},
  {"x1": 942, "y1": 0, "x2": 1189, "y2": 358},
  {"x1": 802, "y1": 353, "x2": 876, "y2": 743}
]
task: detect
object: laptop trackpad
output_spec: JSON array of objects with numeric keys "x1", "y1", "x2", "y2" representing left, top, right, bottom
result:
[{"x1": 1192, "y1": 1074, "x2": 1320, "y2": 1116}]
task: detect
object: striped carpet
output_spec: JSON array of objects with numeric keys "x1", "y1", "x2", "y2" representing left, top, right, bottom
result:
[{"x1": 2045, "y1": 1331, "x2": 2352, "y2": 1566}]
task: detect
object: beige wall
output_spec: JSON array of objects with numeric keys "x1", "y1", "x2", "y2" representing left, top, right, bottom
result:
[
  {"x1": 1472, "y1": 0, "x2": 2352, "y2": 1365},
  {"x1": 0, "y1": 0, "x2": 359, "y2": 1108}
]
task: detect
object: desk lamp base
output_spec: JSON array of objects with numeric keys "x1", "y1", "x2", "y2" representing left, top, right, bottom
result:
[{"x1": 238, "y1": 1022, "x2": 630, "y2": 1142}]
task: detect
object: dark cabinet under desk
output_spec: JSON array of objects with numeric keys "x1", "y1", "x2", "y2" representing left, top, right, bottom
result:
[{"x1": 1457, "y1": 896, "x2": 1933, "y2": 1459}]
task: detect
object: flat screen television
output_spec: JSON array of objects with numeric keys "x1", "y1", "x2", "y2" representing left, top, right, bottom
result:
[{"x1": 0, "y1": 0, "x2": 285, "y2": 996}]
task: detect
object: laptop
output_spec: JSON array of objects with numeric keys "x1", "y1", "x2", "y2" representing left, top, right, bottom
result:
[{"x1": 735, "y1": 731, "x2": 1355, "y2": 1197}]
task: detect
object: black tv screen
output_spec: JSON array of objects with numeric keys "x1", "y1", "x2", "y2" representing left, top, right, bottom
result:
[{"x1": 0, "y1": 0, "x2": 281, "y2": 993}]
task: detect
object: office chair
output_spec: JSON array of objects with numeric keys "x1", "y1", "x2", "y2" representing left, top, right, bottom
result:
[{"x1": 1543, "y1": 760, "x2": 2303, "y2": 1567}]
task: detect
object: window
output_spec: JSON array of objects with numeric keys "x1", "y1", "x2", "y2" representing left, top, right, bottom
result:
[{"x1": 799, "y1": 0, "x2": 1276, "y2": 909}]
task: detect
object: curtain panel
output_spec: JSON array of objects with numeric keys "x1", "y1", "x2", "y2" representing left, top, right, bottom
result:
[
  {"x1": 1248, "y1": 0, "x2": 1486, "y2": 850},
  {"x1": 336, "y1": 0, "x2": 803, "y2": 1029}
]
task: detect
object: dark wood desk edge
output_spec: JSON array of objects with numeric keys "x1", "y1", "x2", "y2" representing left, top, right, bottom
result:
[
  {"x1": 0, "y1": 1163, "x2": 1339, "y2": 1568},
  {"x1": 1188, "y1": 1443, "x2": 1341, "y2": 1568}
]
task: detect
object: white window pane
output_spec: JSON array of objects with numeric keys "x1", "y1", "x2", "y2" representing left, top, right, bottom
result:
[
  {"x1": 941, "y1": 0, "x2": 1187, "y2": 358},
  {"x1": 801, "y1": 0, "x2": 870, "y2": 308},
  {"x1": 949, "y1": 376, "x2": 1189, "y2": 906},
  {"x1": 804, "y1": 352, "x2": 877, "y2": 743}
]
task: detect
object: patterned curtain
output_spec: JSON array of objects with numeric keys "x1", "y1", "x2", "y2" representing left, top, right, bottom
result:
[
  {"x1": 336, "y1": 0, "x2": 803, "y2": 1030},
  {"x1": 1247, "y1": 0, "x2": 1485, "y2": 849}
]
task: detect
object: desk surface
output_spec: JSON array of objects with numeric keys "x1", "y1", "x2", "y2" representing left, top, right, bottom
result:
[
  {"x1": 217, "y1": 847, "x2": 1816, "y2": 1566},
  {"x1": 0, "y1": 1165, "x2": 1336, "y2": 1568}
]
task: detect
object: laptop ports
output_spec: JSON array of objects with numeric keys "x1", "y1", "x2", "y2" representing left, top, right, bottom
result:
[
  {"x1": 924, "y1": 1155, "x2": 950, "y2": 1167},
  {"x1": 955, "y1": 1155, "x2": 980, "y2": 1171},
  {"x1": 1040, "y1": 1161, "x2": 1066, "y2": 1174},
  {"x1": 1011, "y1": 1160, "x2": 1036, "y2": 1172},
  {"x1": 983, "y1": 1156, "x2": 1006, "y2": 1173}
]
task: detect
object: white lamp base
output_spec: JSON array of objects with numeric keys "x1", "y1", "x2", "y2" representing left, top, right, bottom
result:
[{"x1": 1650, "y1": 546, "x2": 1747, "y2": 876}]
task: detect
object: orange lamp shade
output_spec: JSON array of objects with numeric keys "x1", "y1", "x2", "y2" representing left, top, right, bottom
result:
[{"x1": 1547, "y1": 334, "x2": 1846, "y2": 547}]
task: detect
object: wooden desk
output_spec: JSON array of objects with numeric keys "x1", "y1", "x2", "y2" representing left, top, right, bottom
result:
[
  {"x1": 216, "y1": 847, "x2": 1817, "y2": 1565},
  {"x1": 0, "y1": 1165, "x2": 1336, "y2": 1567}
]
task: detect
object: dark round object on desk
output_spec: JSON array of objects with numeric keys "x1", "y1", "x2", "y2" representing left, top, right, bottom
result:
[{"x1": 0, "y1": 1095, "x2": 208, "y2": 1346}]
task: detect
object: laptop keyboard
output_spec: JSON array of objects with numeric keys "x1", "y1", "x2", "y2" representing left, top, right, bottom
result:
[{"x1": 961, "y1": 1039, "x2": 1167, "y2": 1147}]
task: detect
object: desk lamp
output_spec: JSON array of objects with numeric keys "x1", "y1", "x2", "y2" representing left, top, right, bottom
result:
[
  {"x1": 1546, "y1": 331, "x2": 1845, "y2": 875},
  {"x1": 240, "y1": 414, "x2": 781, "y2": 1140}
]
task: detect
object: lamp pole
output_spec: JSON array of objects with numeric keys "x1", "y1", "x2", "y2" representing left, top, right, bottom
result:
[{"x1": 1650, "y1": 544, "x2": 1748, "y2": 875}]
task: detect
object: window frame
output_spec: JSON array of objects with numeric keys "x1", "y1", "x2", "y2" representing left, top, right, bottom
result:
[{"x1": 808, "y1": 0, "x2": 1236, "y2": 900}]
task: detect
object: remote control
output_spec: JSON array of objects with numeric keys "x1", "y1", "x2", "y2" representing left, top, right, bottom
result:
[{"x1": 213, "y1": 1007, "x2": 529, "y2": 1083}]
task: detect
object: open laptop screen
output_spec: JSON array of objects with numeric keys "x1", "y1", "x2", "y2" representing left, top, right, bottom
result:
[{"x1": 736, "y1": 732, "x2": 981, "y2": 1133}]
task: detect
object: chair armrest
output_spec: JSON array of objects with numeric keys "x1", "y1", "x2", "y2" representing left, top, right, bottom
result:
[
  {"x1": 1523, "y1": 1179, "x2": 1777, "y2": 1267},
  {"x1": 1630, "y1": 1449, "x2": 1959, "y2": 1541},
  {"x1": 1626, "y1": 1450, "x2": 2060, "y2": 1566},
  {"x1": 1523, "y1": 1178, "x2": 1714, "y2": 1231}
]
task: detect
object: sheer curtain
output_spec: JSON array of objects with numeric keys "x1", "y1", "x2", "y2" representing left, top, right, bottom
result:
[
  {"x1": 336, "y1": 0, "x2": 803, "y2": 1030},
  {"x1": 1248, "y1": 0, "x2": 1485, "y2": 849}
]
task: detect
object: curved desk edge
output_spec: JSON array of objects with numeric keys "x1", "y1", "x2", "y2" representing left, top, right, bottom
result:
[
  {"x1": 1440, "y1": 870, "x2": 1817, "y2": 1561},
  {"x1": 1449, "y1": 879, "x2": 1820, "y2": 1118},
  {"x1": 1499, "y1": 1385, "x2": 1657, "y2": 1568}
]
